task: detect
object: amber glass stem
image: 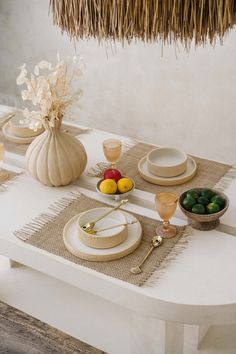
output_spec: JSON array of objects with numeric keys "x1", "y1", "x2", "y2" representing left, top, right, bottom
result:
[{"x1": 163, "y1": 220, "x2": 170, "y2": 230}]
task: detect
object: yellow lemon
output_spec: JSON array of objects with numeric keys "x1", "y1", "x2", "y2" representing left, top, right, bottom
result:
[
  {"x1": 99, "y1": 179, "x2": 117, "y2": 194},
  {"x1": 117, "y1": 178, "x2": 133, "y2": 194}
]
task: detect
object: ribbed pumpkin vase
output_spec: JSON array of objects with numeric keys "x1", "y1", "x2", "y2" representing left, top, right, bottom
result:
[{"x1": 26, "y1": 121, "x2": 87, "y2": 187}]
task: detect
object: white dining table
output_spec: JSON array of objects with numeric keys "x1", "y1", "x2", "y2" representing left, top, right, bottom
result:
[{"x1": 0, "y1": 104, "x2": 236, "y2": 354}]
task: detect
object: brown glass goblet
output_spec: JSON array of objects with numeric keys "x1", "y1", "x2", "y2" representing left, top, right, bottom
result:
[{"x1": 155, "y1": 192, "x2": 178, "y2": 239}]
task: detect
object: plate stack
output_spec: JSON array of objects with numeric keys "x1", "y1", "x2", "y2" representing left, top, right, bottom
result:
[
  {"x1": 2, "y1": 111, "x2": 44, "y2": 144},
  {"x1": 63, "y1": 207, "x2": 142, "y2": 261},
  {"x1": 138, "y1": 147, "x2": 197, "y2": 186}
]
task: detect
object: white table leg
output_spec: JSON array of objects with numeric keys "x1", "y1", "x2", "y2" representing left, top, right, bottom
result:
[
  {"x1": 8, "y1": 259, "x2": 21, "y2": 268},
  {"x1": 130, "y1": 312, "x2": 165, "y2": 354},
  {"x1": 184, "y1": 324, "x2": 211, "y2": 350},
  {"x1": 130, "y1": 313, "x2": 184, "y2": 354},
  {"x1": 197, "y1": 324, "x2": 211, "y2": 348},
  {"x1": 165, "y1": 321, "x2": 184, "y2": 354}
]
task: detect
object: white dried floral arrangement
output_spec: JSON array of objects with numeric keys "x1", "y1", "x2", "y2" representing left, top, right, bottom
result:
[{"x1": 16, "y1": 54, "x2": 83, "y2": 131}]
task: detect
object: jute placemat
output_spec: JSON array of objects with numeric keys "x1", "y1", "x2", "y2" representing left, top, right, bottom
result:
[
  {"x1": 14, "y1": 192, "x2": 190, "y2": 287},
  {"x1": 0, "y1": 121, "x2": 90, "y2": 156},
  {"x1": 117, "y1": 142, "x2": 236, "y2": 195}
]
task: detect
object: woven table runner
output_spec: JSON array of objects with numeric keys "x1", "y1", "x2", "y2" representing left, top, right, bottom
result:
[
  {"x1": 0, "y1": 121, "x2": 89, "y2": 156},
  {"x1": 116, "y1": 142, "x2": 236, "y2": 195},
  {"x1": 14, "y1": 192, "x2": 190, "y2": 287}
]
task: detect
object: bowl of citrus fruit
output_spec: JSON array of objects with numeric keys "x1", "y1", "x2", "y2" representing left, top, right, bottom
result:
[
  {"x1": 96, "y1": 168, "x2": 135, "y2": 201},
  {"x1": 179, "y1": 188, "x2": 229, "y2": 230}
]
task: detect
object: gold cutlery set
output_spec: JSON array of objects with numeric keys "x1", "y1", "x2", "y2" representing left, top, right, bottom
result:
[{"x1": 79, "y1": 199, "x2": 163, "y2": 273}]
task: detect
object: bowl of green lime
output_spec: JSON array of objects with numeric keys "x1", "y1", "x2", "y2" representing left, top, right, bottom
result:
[{"x1": 179, "y1": 188, "x2": 229, "y2": 230}]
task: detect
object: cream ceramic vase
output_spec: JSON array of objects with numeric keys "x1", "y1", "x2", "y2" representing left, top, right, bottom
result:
[{"x1": 26, "y1": 121, "x2": 87, "y2": 187}]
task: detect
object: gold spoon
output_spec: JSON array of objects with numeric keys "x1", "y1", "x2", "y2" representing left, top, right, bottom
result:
[
  {"x1": 130, "y1": 236, "x2": 163, "y2": 274},
  {"x1": 82, "y1": 199, "x2": 128, "y2": 232},
  {"x1": 85, "y1": 220, "x2": 137, "y2": 234}
]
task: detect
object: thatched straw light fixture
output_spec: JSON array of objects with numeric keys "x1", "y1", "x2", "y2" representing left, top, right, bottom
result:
[{"x1": 50, "y1": 0, "x2": 236, "y2": 48}]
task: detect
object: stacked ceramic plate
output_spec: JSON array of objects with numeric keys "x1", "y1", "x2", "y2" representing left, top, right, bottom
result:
[
  {"x1": 2, "y1": 111, "x2": 44, "y2": 144},
  {"x1": 63, "y1": 206, "x2": 142, "y2": 261},
  {"x1": 138, "y1": 147, "x2": 197, "y2": 186}
]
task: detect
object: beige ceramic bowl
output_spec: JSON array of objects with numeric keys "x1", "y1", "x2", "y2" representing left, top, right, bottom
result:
[
  {"x1": 179, "y1": 188, "x2": 229, "y2": 230},
  {"x1": 77, "y1": 207, "x2": 128, "y2": 249},
  {"x1": 9, "y1": 112, "x2": 44, "y2": 138},
  {"x1": 147, "y1": 147, "x2": 187, "y2": 177}
]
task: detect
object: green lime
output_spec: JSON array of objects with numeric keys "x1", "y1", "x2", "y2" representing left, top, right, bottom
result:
[
  {"x1": 182, "y1": 197, "x2": 196, "y2": 211},
  {"x1": 197, "y1": 196, "x2": 209, "y2": 206},
  {"x1": 206, "y1": 202, "x2": 221, "y2": 214},
  {"x1": 186, "y1": 190, "x2": 199, "y2": 200},
  {"x1": 211, "y1": 195, "x2": 225, "y2": 208},
  {"x1": 192, "y1": 204, "x2": 206, "y2": 214},
  {"x1": 201, "y1": 189, "x2": 215, "y2": 200}
]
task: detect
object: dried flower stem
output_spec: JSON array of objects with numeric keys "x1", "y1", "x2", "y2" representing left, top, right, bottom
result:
[{"x1": 16, "y1": 56, "x2": 83, "y2": 130}]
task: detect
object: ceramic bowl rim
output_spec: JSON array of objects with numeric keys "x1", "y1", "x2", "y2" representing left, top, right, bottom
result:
[
  {"x1": 147, "y1": 147, "x2": 188, "y2": 169},
  {"x1": 77, "y1": 207, "x2": 127, "y2": 238},
  {"x1": 9, "y1": 112, "x2": 44, "y2": 137}
]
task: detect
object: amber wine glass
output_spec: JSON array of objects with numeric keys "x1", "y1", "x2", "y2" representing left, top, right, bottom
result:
[
  {"x1": 0, "y1": 143, "x2": 9, "y2": 182},
  {"x1": 103, "y1": 139, "x2": 122, "y2": 169},
  {"x1": 155, "y1": 192, "x2": 178, "y2": 239}
]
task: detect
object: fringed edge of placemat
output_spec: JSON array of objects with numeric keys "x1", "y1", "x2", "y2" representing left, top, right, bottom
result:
[
  {"x1": 214, "y1": 165, "x2": 236, "y2": 192},
  {"x1": 123, "y1": 138, "x2": 138, "y2": 153},
  {"x1": 143, "y1": 225, "x2": 192, "y2": 287},
  {"x1": 0, "y1": 171, "x2": 23, "y2": 192},
  {"x1": 14, "y1": 190, "x2": 81, "y2": 241},
  {"x1": 87, "y1": 138, "x2": 138, "y2": 177}
]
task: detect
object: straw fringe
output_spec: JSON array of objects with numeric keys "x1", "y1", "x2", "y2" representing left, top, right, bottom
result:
[
  {"x1": 214, "y1": 165, "x2": 236, "y2": 191},
  {"x1": 122, "y1": 138, "x2": 138, "y2": 154},
  {"x1": 14, "y1": 191, "x2": 81, "y2": 241},
  {"x1": 143, "y1": 225, "x2": 192, "y2": 287},
  {"x1": 49, "y1": 0, "x2": 236, "y2": 48},
  {"x1": 0, "y1": 172, "x2": 23, "y2": 192}
]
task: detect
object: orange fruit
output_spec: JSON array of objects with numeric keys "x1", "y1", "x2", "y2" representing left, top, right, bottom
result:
[
  {"x1": 99, "y1": 179, "x2": 117, "y2": 194},
  {"x1": 117, "y1": 178, "x2": 133, "y2": 193}
]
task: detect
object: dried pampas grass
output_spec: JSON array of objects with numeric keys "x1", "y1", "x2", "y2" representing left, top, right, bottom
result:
[{"x1": 49, "y1": 0, "x2": 236, "y2": 48}]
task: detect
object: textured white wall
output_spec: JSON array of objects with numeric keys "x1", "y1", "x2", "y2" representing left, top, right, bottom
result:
[{"x1": 0, "y1": 0, "x2": 236, "y2": 163}]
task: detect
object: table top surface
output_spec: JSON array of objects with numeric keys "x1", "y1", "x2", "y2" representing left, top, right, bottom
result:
[{"x1": 1, "y1": 104, "x2": 236, "y2": 324}]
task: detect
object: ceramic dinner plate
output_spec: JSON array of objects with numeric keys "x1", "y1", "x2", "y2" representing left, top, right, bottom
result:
[
  {"x1": 138, "y1": 155, "x2": 197, "y2": 186},
  {"x1": 2, "y1": 121, "x2": 38, "y2": 144},
  {"x1": 63, "y1": 211, "x2": 142, "y2": 261}
]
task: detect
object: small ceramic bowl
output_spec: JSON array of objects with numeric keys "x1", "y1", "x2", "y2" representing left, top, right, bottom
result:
[
  {"x1": 179, "y1": 188, "x2": 229, "y2": 230},
  {"x1": 9, "y1": 112, "x2": 44, "y2": 138},
  {"x1": 77, "y1": 207, "x2": 128, "y2": 249},
  {"x1": 147, "y1": 147, "x2": 187, "y2": 177},
  {"x1": 96, "y1": 176, "x2": 135, "y2": 201}
]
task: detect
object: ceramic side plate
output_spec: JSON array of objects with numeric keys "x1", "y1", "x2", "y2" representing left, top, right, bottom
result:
[
  {"x1": 2, "y1": 121, "x2": 38, "y2": 144},
  {"x1": 63, "y1": 211, "x2": 142, "y2": 262},
  {"x1": 138, "y1": 156, "x2": 197, "y2": 186}
]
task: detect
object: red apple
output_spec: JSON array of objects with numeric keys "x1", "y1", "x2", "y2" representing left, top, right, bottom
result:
[{"x1": 103, "y1": 168, "x2": 122, "y2": 183}]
